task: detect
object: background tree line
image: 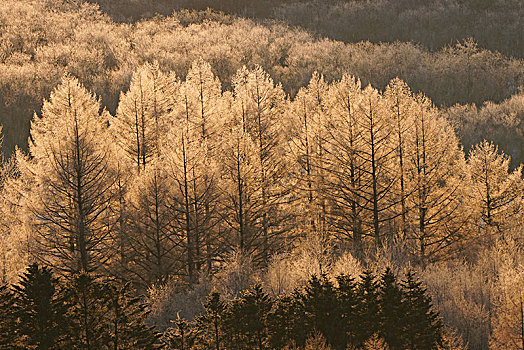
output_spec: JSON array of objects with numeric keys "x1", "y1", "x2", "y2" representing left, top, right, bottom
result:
[{"x1": 86, "y1": 0, "x2": 524, "y2": 60}]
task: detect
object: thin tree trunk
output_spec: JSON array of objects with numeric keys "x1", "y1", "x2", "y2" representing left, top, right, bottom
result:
[
  {"x1": 182, "y1": 134, "x2": 194, "y2": 286},
  {"x1": 395, "y1": 97, "x2": 407, "y2": 239},
  {"x1": 369, "y1": 101, "x2": 381, "y2": 245}
]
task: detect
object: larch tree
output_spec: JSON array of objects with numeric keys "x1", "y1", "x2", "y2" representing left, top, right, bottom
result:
[
  {"x1": 0, "y1": 126, "x2": 8, "y2": 282},
  {"x1": 384, "y1": 78, "x2": 417, "y2": 239},
  {"x1": 112, "y1": 63, "x2": 179, "y2": 285},
  {"x1": 218, "y1": 102, "x2": 266, "y2": 260},
  {"x1": 126, "y1": 162, "x2": 184, "y2": 287},
  {"x1": 184, "y1": 58, "x2": 222, "y2": 142},
  {"x1": 405, "y1": 95, "x2": 470, "y2": 266},
  {"x1": 175, "y1": 58, "x2": 222, "y2": 278},
  {"x1": 162, "y1": 116, "x2": 220, "y2": 284},
  {"x1": 22, "y1": 75, "x2": 116, "y2": 275},
  {"x1": 490, "y1": 264, "x2": 524, "y2": 350},
  {"x1": 0, "y1": 127, "x2": 30, "y2": 284},
  {"x1": 106, "y1": 150, "x2": 134, "y2": 279},
  {"x1": 355, "y1": 85, "x2": 401, "y2": 246},
  {"x1": 0, "y1": 148, "x2": 36, "y2": 285},
  {"x1": 111, "y1": 63, "x2": 177, "y2": 174},
  {"x1": 467, "y1": 140, "x2": 524, "y2": 243},
  {"x1": 322, "y1": 74, "x2": 367, "y2": 254},
  {"x1": 325, "y1": 82, "x2": 400, "y2": 248},
  {"x1": 232, "y1": 65, "x2": 291, "y2": 263},
  {"x1": 287, "y1": 72, "x2": 330, "y2": 237}
]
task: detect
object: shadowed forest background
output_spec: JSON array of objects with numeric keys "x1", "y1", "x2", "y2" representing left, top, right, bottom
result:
[{"x1": 0, "y1": 0, "x2": 523, "y2": 349}]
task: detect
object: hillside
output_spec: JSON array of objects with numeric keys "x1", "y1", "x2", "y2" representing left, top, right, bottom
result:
[{"x1": 87, "y1": 0, "x2": 524, "y2": 58}]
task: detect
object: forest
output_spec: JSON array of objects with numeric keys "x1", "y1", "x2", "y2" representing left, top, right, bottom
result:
[
  {"x1": 0, "y1": 0, "x2": 523, "y2": 349},
  {"x1": 88, "y1": 0, "x2": 524, "y2": 58}
]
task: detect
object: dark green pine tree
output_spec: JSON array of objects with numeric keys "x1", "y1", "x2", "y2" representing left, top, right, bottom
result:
[
  {"x1": 195, "y1": 291, "x2": 226, "y2": 350},
  {"x1": 301, "y1": 274, "x2": 344, "y2": 349},
  {"x1": 222, "y1": 284, "x2": 273, "y2": 350},
  {"x1": 355, "y1": 270, "x2": 380, "y2": 347},
  {"x1": 378, "y1": 268, "x2": 406, "y2": 350},
  {"x1": 106, "y1": 282, "x2": 159, "y2": 349},
  {"x1": 335, "y1": 274, "x2": 359, "y2": 349},
  {"x1": 401, "y1": 271, "x2": 443, "y2": 350},
  {"x1": 0, "y1": 283, "x2": 18, "y2": 349},
  {"x1": 267, "y1": 293, "x2": 307, "y2": 349},
  {"x1": 161, "y1": 314, "x2": 198, "y2": 350},
  {"x1": 66, "y1": 273, "x2": 112, "y2": 349},
  {"x1": 11, "y1": 264, "x2": 69, "y2": 350}
]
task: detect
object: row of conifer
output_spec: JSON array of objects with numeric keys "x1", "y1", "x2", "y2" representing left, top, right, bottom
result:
[{"x1": 0, "y1": 264, "x2": 443, "y2": 349}]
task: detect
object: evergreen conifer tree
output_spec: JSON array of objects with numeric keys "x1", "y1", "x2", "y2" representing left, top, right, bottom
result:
[
  {"x1": 362, "y1": 333, "x2": 390, "y2": 350},
  {"x1": 401, "y1": 271, "x2": 443, "y2": 349},
  {"x1": 106, "y1": 282, "x2": 159, "y2": 349},
  {"x1": 300, "y1": 274, "x2": 344, "y2": 348},
  {"x1": 66, "y1": 273, "x2": 112, "y2": 349},
  {"x1": 335, "y1": 274, "x2": 359, "y2": 348},
  {"x1": 268, "y1": 294, "x2": 307, "y2": 349},
  {"x1": 195, "y1": 291, "x2": 225, "y2": 350},
  {"x1": 161, "y1": 315, "x2": 198, "y2": 350},
  {"x1": 0, "y1": 283, "x2": 17, "y2": 349},
  {"x1": 355, "y1": 271, "x2": 380, "y2": 346},
  {"x1": 303, "y1": 333, "x2": 333, "y2": 350},
  {"x1": 11, "y1": 264, "x2": 69, "y2": 350},
  {"x1": 222, "y1": 284, "x2": 272, "y2": 349},
  {"x1": 379, "y1": 268, "x2": 406, "y2": 350},
  {"x1": 67, "y1": 273, "x2": 160, "y2": 349}
]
